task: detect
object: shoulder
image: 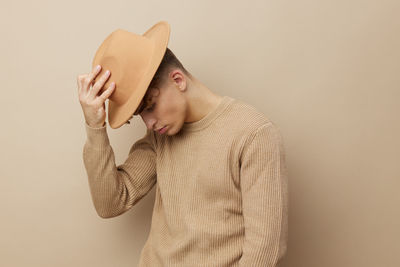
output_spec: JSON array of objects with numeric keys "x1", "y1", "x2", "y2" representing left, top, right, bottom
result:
[
  {"x1": 224, "y1": 96, "x2": 275, "y2": 135},
  {"x1": 229, "y1": 96, "x2": 285, "y2": 147}
]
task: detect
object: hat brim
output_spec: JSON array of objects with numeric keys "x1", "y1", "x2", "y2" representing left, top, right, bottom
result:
[{"x1": 107, "y1": 21, "x2": 170, "y2": 129}]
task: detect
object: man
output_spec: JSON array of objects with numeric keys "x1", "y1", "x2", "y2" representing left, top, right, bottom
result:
[{"x1": 78, "y1": 47, "x2": 288, "y2": 266}]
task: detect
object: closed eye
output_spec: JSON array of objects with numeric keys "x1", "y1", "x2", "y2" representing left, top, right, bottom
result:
[{"x1": 145, "y1": 103, "x2": 155, "y2": 112}]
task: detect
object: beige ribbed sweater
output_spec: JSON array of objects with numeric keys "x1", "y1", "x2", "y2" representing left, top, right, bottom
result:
[{"x1": 82, "y1": 95, "x2": 288, "y2": 267}]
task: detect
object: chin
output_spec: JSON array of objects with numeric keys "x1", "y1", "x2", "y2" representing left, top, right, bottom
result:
[
  {"x1": 165, "y1": 125, "x2": 174, "y2": 136},
  {"x1": 166, "y1": 124, "x2": 180, "y2": 136}
]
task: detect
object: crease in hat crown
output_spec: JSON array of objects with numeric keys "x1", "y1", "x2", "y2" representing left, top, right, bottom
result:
[{"x1": 91, "y1": 21, "x2": 170, "y2": 129}]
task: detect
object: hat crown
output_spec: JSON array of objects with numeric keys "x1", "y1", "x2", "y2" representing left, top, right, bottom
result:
[{"x1": 93, "y1": 29, "x2": 155, "y2": 105}]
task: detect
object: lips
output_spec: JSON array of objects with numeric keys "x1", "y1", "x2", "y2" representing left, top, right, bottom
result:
[{"x1": 158, "y1": 126, "x2": 167, "y2": 134}]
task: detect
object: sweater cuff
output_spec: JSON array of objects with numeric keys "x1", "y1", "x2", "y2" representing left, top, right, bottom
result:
[{"x1": 84, "y1": 121, "x2": 110, "y2": 149}]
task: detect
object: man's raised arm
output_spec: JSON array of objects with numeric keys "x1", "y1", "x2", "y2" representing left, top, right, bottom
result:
[{"x1": 82, "y1": 122, "x2": 157, "y2": 218}]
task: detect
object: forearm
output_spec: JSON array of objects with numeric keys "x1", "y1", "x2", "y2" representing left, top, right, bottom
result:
[
  {"x1": 83, "y1": 142, "x2": 133, "y2": 218},
  {"x1": 82, "y1": 122, "x2": 157, "y2": 218}
]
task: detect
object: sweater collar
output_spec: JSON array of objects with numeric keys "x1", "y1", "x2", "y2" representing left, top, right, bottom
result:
[{"x1": 181, "y1": 95, "x2": 235, "y2": 132}]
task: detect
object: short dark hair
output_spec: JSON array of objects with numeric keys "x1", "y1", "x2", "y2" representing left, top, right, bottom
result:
[
  {"x1": 148, "y1": 47, "x2": 192, "y2": 89},
  {"x1": 131, "y1": 47, "x2": 192, "y2": 116}
]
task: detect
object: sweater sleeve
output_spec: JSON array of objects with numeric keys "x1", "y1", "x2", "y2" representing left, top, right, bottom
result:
[
  {"x1": 238, "y1": 122, "x2": 288, "y2": 267},
  {"x1": 82, "y1": 121, "x2": 157, "y2": 219}
]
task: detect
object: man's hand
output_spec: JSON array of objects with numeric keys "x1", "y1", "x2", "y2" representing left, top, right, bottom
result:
[{"x1": 77, "y1": 65, "x2": 115, "y2": 128}]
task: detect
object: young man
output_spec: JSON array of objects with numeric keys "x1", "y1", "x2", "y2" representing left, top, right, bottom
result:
[{"x1": 79, "y1": 47, "x2": 288, "y2": 266}]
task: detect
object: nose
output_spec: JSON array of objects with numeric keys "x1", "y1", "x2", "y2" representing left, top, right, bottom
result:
[{"x1": 140, "y1": 113, "x2": 157, "y2": 130}]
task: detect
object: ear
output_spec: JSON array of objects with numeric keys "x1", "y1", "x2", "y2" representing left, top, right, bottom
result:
[{"x1": 170, "y1": 69, "x2": 186, "y2": 91}]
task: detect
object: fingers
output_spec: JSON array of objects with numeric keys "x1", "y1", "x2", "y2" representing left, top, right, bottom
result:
[
  {"x1": 88, "y1": 65, "x2": 103, "y2": 91},
  {"x1": 98, "y1": 82, "x2": 116, "y2": 104},
  {"x1": 89, "y1": 68, "x2": 112, "y2": 98},
  {"x1": 77, "y1": 74, "x2": 85, "y2": 96},
  {"x1": 77, "y1": 65, "x2": 116, "y2": 107},
  {"x1": 81, "y1": 65, "x2": 102, "y2": 95},
  {"x1": 77, "y1": 65, "x2": 101, "y2": 97}
]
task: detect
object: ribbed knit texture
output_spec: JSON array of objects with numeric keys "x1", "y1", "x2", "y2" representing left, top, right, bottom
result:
[{"x1": 82, "y1": 95, "x2": 288, "y2": 267}]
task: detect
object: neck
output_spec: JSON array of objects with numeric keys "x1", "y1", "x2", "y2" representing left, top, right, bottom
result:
[{"x1": 184, "y1": 77, "x2": 223, "y2": 123}]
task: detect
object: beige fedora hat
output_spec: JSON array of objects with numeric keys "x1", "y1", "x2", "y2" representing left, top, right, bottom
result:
[{"x1": 91, "y1": 21, "x2": 170, "y2": 129}]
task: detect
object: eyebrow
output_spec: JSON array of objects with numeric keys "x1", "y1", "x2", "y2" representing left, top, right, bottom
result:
[{"x1": 134, "y1": 100, "x2": 145, "y2": 115}]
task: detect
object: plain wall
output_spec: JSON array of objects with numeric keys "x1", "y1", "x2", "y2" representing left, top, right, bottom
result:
[{"x1": 1, "y1": 0, "x2": 399, "y2": 266}]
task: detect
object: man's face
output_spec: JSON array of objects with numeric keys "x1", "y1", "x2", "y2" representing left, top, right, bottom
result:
[{"x1": 135, "y1": 74, "x2": 187, "y2": 136}]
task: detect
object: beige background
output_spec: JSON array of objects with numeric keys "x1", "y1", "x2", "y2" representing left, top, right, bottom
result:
[{"x1": 1, "y1": 0, "x2": 399, "y2": 266}]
